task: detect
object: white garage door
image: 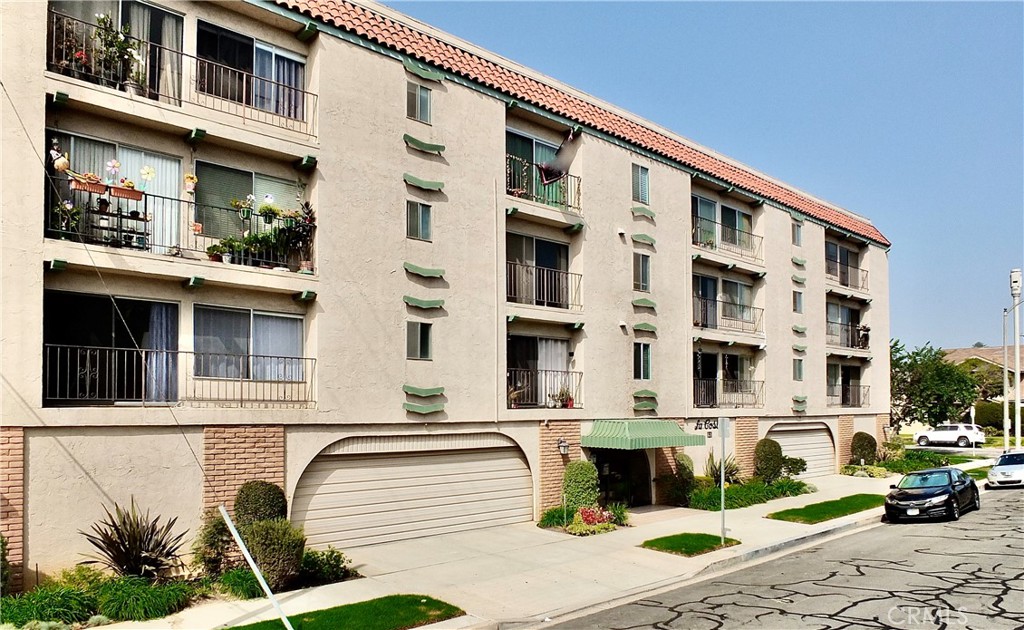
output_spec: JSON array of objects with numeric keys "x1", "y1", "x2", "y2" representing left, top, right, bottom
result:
[
  {"x1": 292, "y1": 446, "x2": 533, "y2": 548},
  {"x1": 766, "y1": 423, "x2": 835, "y2": 479}
]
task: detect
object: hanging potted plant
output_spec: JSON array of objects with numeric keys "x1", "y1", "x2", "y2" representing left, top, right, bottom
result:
[
  {"x1": 258, "y1": 202, "x2": 280, "y2": 225},
  {"x1": 184, "y1": 173, "x2": 198, "y2": 195},
  {"x1": 231, "y1": 194, "x2": 255, "y2": 220}
]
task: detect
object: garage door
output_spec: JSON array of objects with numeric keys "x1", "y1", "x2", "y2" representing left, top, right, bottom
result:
[
  {"x1": 292, "y1": 445, "x2": 533, "y2": 549},
  {"x1": 766, "y1": 423, "x2": 835, "y2": 479}
]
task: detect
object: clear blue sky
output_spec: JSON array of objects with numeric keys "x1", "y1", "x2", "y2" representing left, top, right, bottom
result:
[{"x1": 386, "y1": 1, "x2": 1024, "y2": 351}]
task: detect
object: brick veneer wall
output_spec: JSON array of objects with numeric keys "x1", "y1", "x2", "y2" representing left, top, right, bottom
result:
[
  {"x1": 876, "y1": 414, "x2": 891, "y2": 444},
  {"x1": 538, "y1": 421, "x2": 581, "y2": 512},
  {"x1": 838, "y1": 416, "x2": 855, "y2": 468},
  {"x1": 1, "y1": 427, "x2": 25, "y2": 593},
  {"x1": 734, "y1": 417, "x2": 759, "y2": 478},
  {"x1": 202, "y1": 426, "x2": 285, "y2": 514}
]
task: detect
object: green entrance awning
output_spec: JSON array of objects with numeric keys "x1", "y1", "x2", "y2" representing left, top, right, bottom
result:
[{"x1": 582, "y1": 420, "x2": 705, "y2": 450}]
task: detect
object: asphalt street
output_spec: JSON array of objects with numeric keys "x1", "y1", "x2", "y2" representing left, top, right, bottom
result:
[{"x1": 551, "y1": 489, "x2": 1024, "y2": 629}]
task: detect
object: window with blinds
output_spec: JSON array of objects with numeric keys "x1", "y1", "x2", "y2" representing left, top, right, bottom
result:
[
  {"x1": 194, "y1": 162, "x2": 297, "y2": 240},
  {"x1": 631, "y1": 163, "x2": 649, "y2": 204}
]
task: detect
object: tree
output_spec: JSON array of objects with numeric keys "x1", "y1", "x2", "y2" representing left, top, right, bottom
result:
[
  {"x1": 958, "y1": 357, "x2": 1004, "y2": 401},
  {"x1": 972, "y1": 341, "x2": 986, "y2": 348},
  {"x1": 891, "y1": 339, "x2": 977, "y2": 430}
]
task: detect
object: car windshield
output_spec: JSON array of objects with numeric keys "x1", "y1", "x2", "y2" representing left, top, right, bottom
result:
[
  {"x1": 898, "y1": 471, "x2": 951, "y2": 489},
  {"x1": 996, "y1": 453, "x2": 1024, "y2": 467}
]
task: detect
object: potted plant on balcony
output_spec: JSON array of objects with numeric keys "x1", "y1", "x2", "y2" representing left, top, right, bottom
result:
[
  {"x1": 551, "y1": 387, "x2": 573, "y2": 409},
  {"x1": 220, "y1": 236, "x2": 242, "y2": 265},
  {"x1": 183, "y1": 173, "x2": 198, "y2": 195},
  {"x1": 507, "y1": 384, "x2": 525, "y2": 409},
  {"x1": 125, "y1": 67, "x2": 147, "y2": 97},
  {"x1": 93, "y1": 13, "x2": 141, "y2": 89},
  {"x1": 205, "y1": 242, "x2": 227, "y2": 262},
  {"x1": 231, "y1": 194, "x2": 255, "y2": 219},
  {"x1": 51, "y1": 200, "x2": 82, "y2": 236},
  {"x1": 285, "y1": 201, "x2": 316, "y2": 272},
  {"x1": 258, "y1": 202, "x2": 280, "y2": 225}
]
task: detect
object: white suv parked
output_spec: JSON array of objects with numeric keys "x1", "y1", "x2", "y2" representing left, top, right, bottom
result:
[{"x1": 913, "y1": 424, "x2": 985, "y2": 448}]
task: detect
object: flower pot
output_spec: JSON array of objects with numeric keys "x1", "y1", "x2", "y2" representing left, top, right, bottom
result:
[
  {"x1": 284, "y1": 218, "x2": 296, "y2": 228},
  {"x1": 261, "y1": 214, "x2": 274, "y2": 225},
  {"x1": 129, "y1": 210, "x2": 141, "y2": 219},
  {"x1": 70, "y1": 179, "x2": 107, "y2": 195},
  {"x1": 110, "y1": 186, "x2": 143, "y2": 201},
  {"x1": 223, "y1": 253, "x2": 232, "y2": 264},
  {"x1": 240, "y1": 208, "x2": 252, "y2": 220},
  {"x1": 208, "y1": 253, "x2": 222, "y2": 262},
  {"x1": 566, "y1": 398, "x2": 574, "y2": 409},
  {"x1": 299, "y1": 260, "x2": 314, "y2": 272},
  {"x1": 184, "y1": 182, "x2": 196, "y2": 194}
]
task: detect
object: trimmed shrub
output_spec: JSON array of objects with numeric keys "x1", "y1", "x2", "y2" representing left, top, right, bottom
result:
[
  {"x1": 879, "y1": 449, "x2": 950, "y2": 474},
  {"x1": 218, "y1": 568, "x2": 263, "y2": 600},
  {"x1": 675, "y1": 452, "x2": 694, "y2": 472},
  {"x1": 974, "y1": 401, "x2": 1002, "y2": 430},
  {"x1": 850, "y1": 432, "x2": 878, "y2": 465},
  {"x1": 840, "y1": 465, "x2": 890, "y2": 478},
  {"x1": 606, "y1": 502, "x2": 630, "y2": 527},
  {"x1": 562, "y1": 461, "x2": 599, "y2": 510},
  {"x1": 239, "y1": 520, "x2": 305, "y2": 592},
  {"x1": 95, "y1": 577, "x2": 190, "y2": 622},
  {"x1": 48, "y1": 566, "x2": 110, "y2": 594},
  {"x1": 538, "y1": 505, "x2": 575, "y2": 529},
  {"x1": 657, "y1": 462, "x2": 695, "y2": 507},
  {"x1": 1, "y1": 534, "x2": 9, "y2": 595},
  {"x1": 0, "y1": 585, "x2": 96, "y2": 627},
  {"x1": 693, "y1": 475, "x2": 715, "y2": 490},
  {"x1": 754, "y1": 439, "x2": 785, "y2": 484},
  {"x1": 234, "y1": 481, "x2": 288, "y2": 527},
  {"x1": 688, "y1": 479, "x2": 809, "y2": 511},
  {"x1": 79, "y1": 500, "x2": 187, "y2": 580},
  {"x1": 782, "y1": 456, "x2": 807, "y2": 478},
  {"x1": 298, "y1": 547, "x2": 352, "y2": 587},
  {"x1": 191, "y1": 508, "x2": 234, "y2": 577}
]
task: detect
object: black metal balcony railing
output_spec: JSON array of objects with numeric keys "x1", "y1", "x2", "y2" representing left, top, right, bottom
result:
[
  {"x1": 825, "y1": 259, "x2": 869, "y2": 291},
  {"x1": 507, "y1": 368, "x2": 582, "y2": 409},
  {"x1": 692, "y1": 296, "x2": 764, "y2": 334},
  {"x1": 691, "y1": 216, "x2": 764, "y2": 262},
  {"x1": 46, "y1": 11, "x2": 316, "y2": 134},
  {"x1": 827, "y1": 384, "x2": 870, "y2": 408},
  {"x1": 694, "y1": 379, "x2": 765, "y2": 408},
  {"x1": 43, "y1": 344, "x2": 315, "y2": 407},
  {"x1": 505, "y1": 154, "x2": 582, "y2": 214},
  {"x1": 506, "y1": 262, "x2": 582, "y2": 310},
  {"x1": 45, "y1": 175, "x2": 313, "y2": 270},
  {"x1": 826, "y1": 321, "x2": 870, "y2": 349}
]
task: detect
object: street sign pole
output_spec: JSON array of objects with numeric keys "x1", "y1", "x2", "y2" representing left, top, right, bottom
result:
[{"x1": 719, "y1": 417, "x2": 730, "y2": 545}]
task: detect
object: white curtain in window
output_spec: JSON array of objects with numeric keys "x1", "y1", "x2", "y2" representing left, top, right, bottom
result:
[
  {"x1": 194, "y1": 306, "x2": 249, "y2": 378},
  {"x1": 144, "y1": 301, "x2": 178, "y2": 401},
  {"x1": 252, "y1": 314, "x2": 303, "y2": 381},
  {"x1": 157, "y1": 9, "x2": 183, "y2": 103},
  {"x1": 537, "y1": 338, "x2": 568, "y2": 404},
  {"x1": 119, "y1": 147, "x2": 180, "y2": 254},
  {"x1": 275, "y1": 55, "x2": 304, "y2": 119}
]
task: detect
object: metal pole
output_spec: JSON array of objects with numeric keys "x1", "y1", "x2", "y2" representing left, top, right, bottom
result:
[
  {"x1": 219, "y1": 505, "x2": 295, "y2": 630},
  {"x1": 1012, "y1": 269, "x2": 1022, "y2": 450},
  {"x1": 720, "y1": 422, "x2": 726, "y2": 546},
  {"x1": 1004, "y1": 308, "x2": 1010, "y2": 452}
]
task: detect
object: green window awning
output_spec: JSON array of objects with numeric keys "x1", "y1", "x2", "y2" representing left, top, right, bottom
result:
[
  {"x1": 631, "y1": 206, "x2": 656, "y2": 219},
  {"x1": 632, "y1": 297, "x2": 657, "y2": 310},
  {"x1": 404, "y1": 262, "x2": 445, "y2": 278},
  {"x1": 403, "y1": 173, "x2": 444, "y2": 191},
  {"x1": 631, "y1": 233, "x2": 656, "y2": 246},
  {"x1": 403, "y1": 295, "x2": 445, "y2": 309},
  {"x1": 403, "y1": 133, "x2": 445, "y2": 155},
  {"x1": 403, "y1": 384, "x2": 445, "y2": 397},
  {"x1": 791, "y1": 256, "x2": 806, "y2": 266},
  {"x1": 581, "y1": 420, "x2": 705, "y2": 450},
  {"x1": 404, "y1": 402, "x2": 445, "y2": 415},
  {"x1": 403, "y1": 58, "x2": 444, "y2": 82},
  {"x1": 633, "y1": 322, "x2": 657, "y2": 333}
]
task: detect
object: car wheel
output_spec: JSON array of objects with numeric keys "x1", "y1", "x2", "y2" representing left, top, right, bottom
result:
[
  {"x1": 918, "y1": 437, "x2": 929, "y2": 446},
  {"x1": 956, "y1": 436, "x2": 969, "y2": 448},
  {"x1": 949, "y1": 499, "x2": 960, "y2": 521},
  {"x1": 973, "y1": 490, "x2": 981, "y2": 512}
]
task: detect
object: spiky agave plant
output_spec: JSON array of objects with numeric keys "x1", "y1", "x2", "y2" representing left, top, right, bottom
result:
[{"x1": 79, "y1": 498, "x2": 187, "y2": 581}]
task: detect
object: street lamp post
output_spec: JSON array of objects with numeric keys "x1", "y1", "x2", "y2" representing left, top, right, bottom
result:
[
  {"x1": 1012, "y1": 269, "x2": 1022, "y2": 450},
  {"x1": 1004, "y1": 308, "x2": 1011, "y2": 452}
]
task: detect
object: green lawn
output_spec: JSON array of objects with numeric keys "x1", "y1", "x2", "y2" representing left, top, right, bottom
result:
[
  {"x1": 766, "y1": 494, "x2": 885, "y2": 524},
  {"x1": 641, "y1": 532, "x2": 740, "y2": 557},
  {"x1": 966, "y1": 467, "x2": 991, "y2": 480},
  {"x1": 230, "y1": 595, "x2": 463, "y2": 630}
]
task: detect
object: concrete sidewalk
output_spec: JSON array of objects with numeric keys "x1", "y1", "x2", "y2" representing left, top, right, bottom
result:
[{"x1": 109, "y1": 460, "x2": 993, "y2": 630}]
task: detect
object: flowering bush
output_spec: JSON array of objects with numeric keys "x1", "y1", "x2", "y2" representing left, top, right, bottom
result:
[
  {"x1": 576, "y1": 506, "x2": 613, "y2": 526},
  {"x1": 566, "y1": 511, "x2": 616, "y2": 537}
]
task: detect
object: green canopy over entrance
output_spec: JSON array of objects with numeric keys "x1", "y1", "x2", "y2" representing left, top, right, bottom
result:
[{"x1": 581, "y1": 420, "x2": 706, "y2": 450}]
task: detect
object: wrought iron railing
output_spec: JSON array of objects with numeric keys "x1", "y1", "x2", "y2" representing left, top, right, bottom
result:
[
  {"x1": 45, "y1": 175, "x2": 314, "y2": 270},
  {"x1": 507, "y1": 368, "x2": 582, "y2": 409},
  {"x1": 506, "y1": 262, "x2": 582, "y2": 310},
  {"x1": 46, "y1": 10, "x2": 317, "y2": 134},
  {"x1": 691, "y1": 216, "x2": 764, "y2": 262},
  {"x1": 692, "y1": 296, "x2": 764, "y2": 334},
  {"x1": 43, "y1": 344, "x2": 315, "y2": 407},
  {"x1": 826, "y1": 321, "x2": 870, "y2": 349},
  {"x1": 827, "y1": 384, "x2": 870, "y2": 408},
  {"x1": 694, "y1": 379, "x2": 764, "y2": 408},
  {"x1": 825, "y1": 259, "x2": 869, "y2": 291},
  {"x1": 505, "y1": 154, "x2": 582, "y2": 213}
]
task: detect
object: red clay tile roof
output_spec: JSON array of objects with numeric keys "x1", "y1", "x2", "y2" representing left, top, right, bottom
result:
[{"x1": 278, "y1": 0, "x2": 890, "y2": 246}]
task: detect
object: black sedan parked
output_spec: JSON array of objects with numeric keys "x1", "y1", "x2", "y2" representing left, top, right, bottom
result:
[{"x1": 884, "y1": 467, "x2": 980, "y2": 522}]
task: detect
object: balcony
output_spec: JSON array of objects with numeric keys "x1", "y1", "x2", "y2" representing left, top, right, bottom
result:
[
  {"x1": 826, "y1": 321, "x2": 871, "y2": 349},
  {"x1": 827, "y1": 384, "x2": 870, "y2": 408},
  {"x1": 507, "y1": 368, "x2": 582, "y2": 409},
  {"x1": 825, "y1": 259, "x2": 869, "y2": 291},
  {"x1": 46, "y1": 11, "x2": 316, "y2": 134},
  {"x1": 506, "y1": 262, "x2": 582, "y2": 310},
  {"x1": 692, "y1": 297, "x2": 764, "y2": 334},
  {"x1": 45, "y1": 175, "x2": 315, "y2": 271},
  {"x1": 694, "y1": 379, "x2": 764, "y2": 408},
  {"x1": 43, "y1": 345, "x2": 315, "y2": 407},
  {"x1": 505, "y1": 155, "x2": 582, "y2": 214},
  {"x1": 692, "y1": 216, "x2": 763, "y2": 263}
]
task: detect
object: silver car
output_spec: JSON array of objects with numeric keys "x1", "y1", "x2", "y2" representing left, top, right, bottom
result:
[{"x1": 986, "y1": 451, "x2": 1024, "y2": 488}]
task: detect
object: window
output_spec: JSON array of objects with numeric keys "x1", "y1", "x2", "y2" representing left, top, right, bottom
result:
[
  {"x1": 406, "y1": 82, "x2": 431, "y2": 123},
  {"x1": 720, "y1": 206, "x2": 752, "y2": 246},
  {"x1": 197, "y1": 20, "x2": 306, "y2": 119},
  {"x1": 631, "y1": 164, "x2": 649, "y2": 204},
  {"x1": 721, "y1": 279, "x2": 754, "y2": 322},
  {"x1": 193, "y1": 305, "x2": 303, "y2": 381},
  {"x1": 406, "y1": 201, "x2": 432, "y2": 241},
  {"x1": 407, "y1": 321, "x2": 432, "y2": 360},
  {"x1": 633, "y1": 342, "x2": 651, "y2": 380},
  {"x1": 793, "y1": 291, "x2": 803, "y2": 314},
  {"x1": 793, "y1": 358, "x2": 804, "y2": 381},
  {"x1": 792, "y1": 222, "x2": 802, "y2": 246},
  {"x1": 194, "y1": 162, "x2": 297, "y2": 240},
  {"x1": 691, "y1": 195, "x2": 716, "y2": 245},
  {"x1": 506, "y1": 233, "x2": 571, "y2": 308},
  {"x1": 633, "y1": 253, "x2": 650, "y2": 292},
  {"x1": 506, "y1": 130, "x2": 564, "y2": 208}
]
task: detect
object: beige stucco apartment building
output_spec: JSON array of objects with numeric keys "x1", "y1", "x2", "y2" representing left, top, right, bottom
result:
[{"x1": 0, "y1": 0, "x2": 891, "y2": 589}]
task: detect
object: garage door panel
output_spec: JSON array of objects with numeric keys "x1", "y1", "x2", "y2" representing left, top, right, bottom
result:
[
  {"x1": 766, "y1": 425, "x2": 835, "y2": 479},
  {"x1": 293, "y1": 446, "x2": 533, "y2": 549}
]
